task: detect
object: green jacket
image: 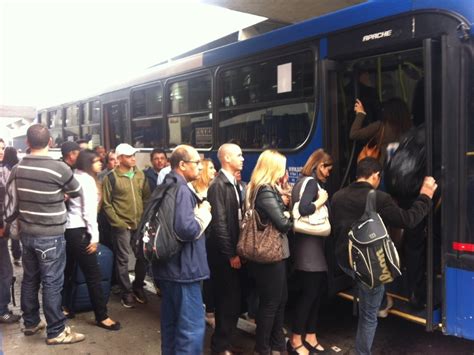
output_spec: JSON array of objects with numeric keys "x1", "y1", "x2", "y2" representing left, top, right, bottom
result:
[{"x1": 102, "y1": 166, "x2": 151, "y2": 230}]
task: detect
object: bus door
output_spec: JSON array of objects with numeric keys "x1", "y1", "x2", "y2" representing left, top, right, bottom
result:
[
  {"x1": 103, "y1": 100, "x2": 128, "y2": 150},
  {"x1": 323, "y1": 42, "x2": 442, "y2": 330}
]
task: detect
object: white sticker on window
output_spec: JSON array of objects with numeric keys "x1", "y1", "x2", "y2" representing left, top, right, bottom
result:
[{"x1": 277, "y1": 62, "x2": 292, "y2": 93}]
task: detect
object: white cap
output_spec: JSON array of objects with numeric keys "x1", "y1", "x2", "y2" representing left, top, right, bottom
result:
[{"x1": 115, "y1": 143, "x2": 137, "y2": 157}]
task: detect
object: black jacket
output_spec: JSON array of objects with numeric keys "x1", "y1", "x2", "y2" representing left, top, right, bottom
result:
[
  {"x1": 207, "y1": 171, "x2": 241, "y2": 259},
  {"x1": 331, "y1": 181, "x2": 432, "y2": 270},
  {"x1": 255, "y1": 185, "x2": 292, "y2": 234}
]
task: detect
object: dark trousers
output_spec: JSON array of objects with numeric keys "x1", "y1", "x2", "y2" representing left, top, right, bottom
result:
[
  {"x1": 0, "y1": 237, "x2": 13, "y2": 315},
  {"x1": 111, "y1": 227, "x2": 146, "y2": 297},
  {"x1": 210, "y1": 257, "x2": 241, "y2": 352},
  {"x1": 203, "y1": 279, "x2": 215, "y2": 313},
  {"x1": 250, "y1": 260, "x2": 287, "y2": 354},
  {"x1": 292, "y1": 270, "x2": 326, "y2": 335},
  {"x1": 404, "y1": 221, "x2": 427, "y2": 301},
  {"x1": 10, "y1": 239, "x2": 21, "y2": 260},
  {"x1": 63, "y1": 228, "x2": 108, "y2": 322}
]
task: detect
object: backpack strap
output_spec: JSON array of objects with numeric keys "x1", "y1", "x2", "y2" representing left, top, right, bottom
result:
[{"x1": 365, "y1": 189, "x2": 377, "y2": 214}]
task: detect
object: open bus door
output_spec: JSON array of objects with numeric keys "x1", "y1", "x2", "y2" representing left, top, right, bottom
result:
[
  {"x1": 323, "y1": 38, "x2": 443, "y2": 331},
  {"x1": 103, "y1": 100, "x2": 128, "y2": 150}
]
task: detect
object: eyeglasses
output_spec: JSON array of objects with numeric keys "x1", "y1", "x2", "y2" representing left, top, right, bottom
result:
[{"x1": 183, "y1": 160, "x2": 201, "y2": 165}]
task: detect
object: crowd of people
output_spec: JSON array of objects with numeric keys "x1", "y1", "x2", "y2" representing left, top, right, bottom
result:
[{"x1": 0, "y1": 95, "x2": 438, "y2": 355}]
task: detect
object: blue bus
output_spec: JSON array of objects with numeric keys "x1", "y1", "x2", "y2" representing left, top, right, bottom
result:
[{"x1": 38, "y1": 0, "x2": 474, "y2": 340}]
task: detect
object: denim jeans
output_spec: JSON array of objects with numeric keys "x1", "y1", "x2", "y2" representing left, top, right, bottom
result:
[
  {"x1": 21, "y1": 233, "x2": 67, "y2": 339},
  {"x1": 10, "y1": 239, "x2": 22, "y2": 260},
  {"x1": 355, "y1": 282, "x2": 385, "y2": 355},
  {"x1": 159, "y1": 280, "x2": 205, "y2": 355},
  {"x1": 0, "y1": 237, "x2": 13, "y2": 315}
]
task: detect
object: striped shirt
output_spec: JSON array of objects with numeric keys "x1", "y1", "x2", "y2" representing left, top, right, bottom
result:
[{"x1": 16, "y1": 155, "x2": 81, "y2": 236}]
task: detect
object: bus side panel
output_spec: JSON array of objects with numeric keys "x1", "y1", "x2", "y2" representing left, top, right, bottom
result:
[{"x1": 445, "y1": 267, "x2": 474, "y2": 340}]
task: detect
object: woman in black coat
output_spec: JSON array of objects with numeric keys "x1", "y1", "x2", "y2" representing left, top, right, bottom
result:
[
  {"x1": 288, "y1": 149, "x2": 333, "y2": 354},
  {"x1": 246, "y1": 150, "x2": 292, "y2": 355}
]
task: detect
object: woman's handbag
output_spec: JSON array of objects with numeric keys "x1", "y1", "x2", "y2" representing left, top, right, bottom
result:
[
  {"x1": 357, "y1": 125, "x2": 385, "y2": 162},
  {"x1": 237, "y1": 190, "x2": 284, "y2": 263},
  {"x1": 292, "y1": 177, "x2": 331, "y2": 237}
]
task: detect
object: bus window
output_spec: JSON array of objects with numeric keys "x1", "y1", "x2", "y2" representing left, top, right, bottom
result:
[
  {"x1": 82, "y1": 100, "x2": 102, "y2": 146},
  {"x1": 64, "y1": 104, "x2": 80, "y2": 142},
  {"x1": 105, "y1": 101, "x2": 126, "y2": 149},
  {"x1": 218, "y1": 50, "x2": 315, "y2": 149},
  {"x1": 48, "y1": 110, "x2": 63, "y2": 148},
  {"x1": 131, "y1": 84, "x2": 164, "y2": 147},
  {"x1": 167, "y1": 75, "x2": 212, "y2": 148}
]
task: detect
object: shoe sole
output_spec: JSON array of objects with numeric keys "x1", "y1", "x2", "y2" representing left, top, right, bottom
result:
[
  {"x1": 121, "y1": 300, "x2": 135, "y2": 308},
  {"x1": 133, "y1": 295, "x2": 147, "y2": 304},
  {"x1": 46, "y1": 337, "x2": 85, "y2": 345}
]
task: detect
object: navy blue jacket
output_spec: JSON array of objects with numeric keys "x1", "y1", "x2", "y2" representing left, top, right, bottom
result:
[
  {"x1": 143, "y1": 167, "x2": 159, "y2": 191},
  {"x1": 152, "y1": 171, "x2": 210, "y2": 282}
]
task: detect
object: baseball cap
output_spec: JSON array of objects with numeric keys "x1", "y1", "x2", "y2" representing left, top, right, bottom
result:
[
  {"x1": 61, "y1": 141, "x2": 81, "y2": 157},
  {"x1": 115, "y1": 143, "x2": 137, "y2": 157}
]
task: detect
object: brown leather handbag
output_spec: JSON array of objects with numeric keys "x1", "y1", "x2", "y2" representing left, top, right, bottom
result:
[
  {"x1": 237, "y1": 189, "x2": 284, "y2": 263},
  {"x1": 357, "y1": 125, "x2": 385, "y2": 162}
]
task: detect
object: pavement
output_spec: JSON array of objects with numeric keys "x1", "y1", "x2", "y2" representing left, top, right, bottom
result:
[{"x1": 1, "y1": 257, "x2": 473, "y2": 355}]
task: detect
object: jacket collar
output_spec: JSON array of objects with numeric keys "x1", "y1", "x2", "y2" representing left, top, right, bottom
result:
[{"x1": 350, "y1": 181, "x2": 374, "y2": 189}]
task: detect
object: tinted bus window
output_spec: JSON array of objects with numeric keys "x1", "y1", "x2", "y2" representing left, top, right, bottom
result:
[
  {"x1": 82, "y1": 100, "x2": 102, "y2": 146},
  {"x1": 48, "y1": 110, "x2": 63, "y2": 147},
  {"x1": 131, "y1": 84, "x2": 164, "y2": 147},
  {"x1": 218, "y1": 50, "x2": 315, "y2": 149},
  {"x1": 167, "y1": 75, "x2": 212, "y2": 148},
  {"x1": 64, "y1": 104, "x2": 80, "y2": 142}
]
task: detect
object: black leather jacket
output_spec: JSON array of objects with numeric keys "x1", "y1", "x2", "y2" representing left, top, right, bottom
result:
[
  {"x1": 207, "y1": 171, "x2": 241, "y2": 259},
  {"x1": 254, "y1": 185, "x2": 292, "y2": 233}
]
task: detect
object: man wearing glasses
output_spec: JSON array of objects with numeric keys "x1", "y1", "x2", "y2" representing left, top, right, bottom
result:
[
  {"x1": 152, "y1": 144, "x2": 212, "y2": 354},
  {"x1": 102, "y1": 143, "x2": 151, "y2": 308}
]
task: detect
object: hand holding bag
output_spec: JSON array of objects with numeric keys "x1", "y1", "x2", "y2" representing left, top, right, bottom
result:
[
  {"x1": 357, "y1": 125, "x2": 385, "y2": 162},
  {"x1": 292, "y1": 177, "x2": 331, "y2": 237},
  {"x1": 237, "y1": 188, "x2": 284, "y2": 263}
]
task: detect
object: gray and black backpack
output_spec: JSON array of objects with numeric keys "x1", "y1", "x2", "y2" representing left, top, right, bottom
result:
[{"x1": 348, "y1": 190, "x2": 402, "y2": 289}]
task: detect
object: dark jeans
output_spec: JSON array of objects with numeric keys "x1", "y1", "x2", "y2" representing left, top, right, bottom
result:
[
  {"x1": 292, "y1": 270, "x2": 326, "y2": 335},
  {"x1": 203, "y1": 279, "x2": 215, "y2": 313},
  {"x1": 63, "y1": 228, "x2": 108, "y2": 322},
  {"x1": 21, "y1": 233, "x2": 67, "y2": 339},
  {"x1": 111, "y1": 227, "x2": 146, "y2": 297},
  {"x1": 210, "y1": 256, "x2": 241, "y2": 352},
  {"x1": 250, "y1": 260, "x2": 287, "y2": 354},
  {"x1": 10, "y1": 238, "x2": 21, "y2": 260},
  {"x1": 355, "y1": 282, "x2": 385, "y2": 355},
  {"x1": 159, "y1": 280, "x2": 205, "y2": 354},
  {"x1": 0, "y1": 237, "x2": 13, "y2": 315}
]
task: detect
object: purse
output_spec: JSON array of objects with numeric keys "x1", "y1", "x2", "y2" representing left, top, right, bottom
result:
[
  {"x1": 292, "y1": 177, "x2": 331, "y2": 237},
  {"x1": 357, "y1": 125, "x2": 385, "y2": 162},
  {"x1": 237, "y1": 189, "x2": 284, "y2": 263}
]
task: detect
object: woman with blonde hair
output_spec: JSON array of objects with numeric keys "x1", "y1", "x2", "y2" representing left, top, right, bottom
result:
[
  {"x1": 246, "y1": 150, "x2": 292, "y2": 355},
  {"x1": 288, "y1": 148, "x2": 333, "y2": 354}
]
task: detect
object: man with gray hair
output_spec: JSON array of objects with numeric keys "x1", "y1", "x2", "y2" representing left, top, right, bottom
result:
[{"x1": 207, "y1": 143, "x2": 245, "y2": 355}]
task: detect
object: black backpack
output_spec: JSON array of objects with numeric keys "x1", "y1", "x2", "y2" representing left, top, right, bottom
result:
[
  {"x1": 348, "y1": 190, "x2": 401, "y2": 289},
  {"x1": 133, "y1": 176, "x2": 182, "y2": 263}
]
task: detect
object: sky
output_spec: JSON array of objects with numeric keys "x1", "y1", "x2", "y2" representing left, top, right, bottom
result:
[{"x1": 0, "y1": 0, "x2": 265, "y2": 109}]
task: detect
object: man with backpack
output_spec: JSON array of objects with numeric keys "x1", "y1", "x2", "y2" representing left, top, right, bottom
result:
[
  {"x1": 102, "y1": 143, "x2": 151, "y2": 308},
  {"x1": 331, "y1": 157, "x2": 437, "y2": 355},
  {"x1": 151, "y1": 144, "x2": 212, "y2": 354}
]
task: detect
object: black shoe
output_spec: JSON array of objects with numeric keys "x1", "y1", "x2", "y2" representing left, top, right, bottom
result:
[
  {"x1": 0, "y1": 311, "x2": 21, "y2": 324},
  {"x1": 303, "y1": 339, "x2": 325, "y2": 353},
  {"x1": 286, "y1": 340, "x2": 305, "y2": 355},
  {"x1": 96, "y1": 320, "x2": 121, "y2": 331},
  {"x1": 133, "y1": 288, "x2": 148, "y2": 304},
  {"x1": 121, "y1": 294, "x2": 135, "y2": 308}
]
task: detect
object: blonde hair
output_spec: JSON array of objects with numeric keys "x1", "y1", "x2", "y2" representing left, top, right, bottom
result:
[
  {"x1": 247, "y1": 150, "x2": 286, "y2": 206},
  {"x1": 192, "y1": 158, "x2": 214, "y2": 194}
]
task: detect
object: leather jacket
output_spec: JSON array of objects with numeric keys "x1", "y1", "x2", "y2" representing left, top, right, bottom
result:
[
  {"x1": 254, "y1": 185, "x2": 292, "y2": 233},
  {"x1": 207, "y1": 171, "x2": 241, "y2": 259}
]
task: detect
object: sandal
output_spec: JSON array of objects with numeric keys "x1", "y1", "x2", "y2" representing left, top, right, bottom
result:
[{"x1": 96, "y1": 320, "x2": 121, "y2": 331}]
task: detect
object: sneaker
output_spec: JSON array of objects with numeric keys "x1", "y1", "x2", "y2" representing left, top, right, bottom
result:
[
  {"x1": 46, "y1": 326, "x2": 85, "y2": 345},
  {"x1": 132, "y1": 288, "x2": 148, "y2": 304},
  {"x1": 23, "y1": 320, "x2": 46, "y2": 336},
  {"x1": 378, "y1": 295, "x2": 394, "y2": 318},
  {"x1": 0, "y1": 311, "x2": 21, "y2": 324},
  {"x1": 121, "y1": 294, "x2": 135, "y2": 308}
]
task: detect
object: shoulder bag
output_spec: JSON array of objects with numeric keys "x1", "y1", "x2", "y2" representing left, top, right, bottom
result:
[
  {"x1": 292, "y1": 177, "x2": 331, "y2": 237},
  {"x1": 237, "y1": 188, "x2": 284, "y2": 263},
  {"x1": 357, "y1": 124, "x2": 385, "y2": 162}
]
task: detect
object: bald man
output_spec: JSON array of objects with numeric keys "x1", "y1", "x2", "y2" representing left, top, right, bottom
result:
[{"x1": 207, "y1": 143, "x2": 245, "y2": 355}]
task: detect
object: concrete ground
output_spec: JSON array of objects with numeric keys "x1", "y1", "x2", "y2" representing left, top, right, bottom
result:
[{"x1": 1, "y1": 260, "x2": 473, "y2": 355}]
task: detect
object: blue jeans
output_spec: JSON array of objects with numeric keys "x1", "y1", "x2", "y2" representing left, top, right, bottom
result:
[
  {"x1": 159, "y1": 280, "x2": 205, "y2": 355},
  {"x1": 21, "y1": 233, "x2": 67, "y2": 339},
  {"x1": 355, "y1": 282, "x2": 385, "y2": 355},
  {"x1": 0, "y1": 237, "x2": 13, "y2": 315}
]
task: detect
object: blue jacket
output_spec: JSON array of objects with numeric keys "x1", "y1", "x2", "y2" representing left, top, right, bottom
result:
[
  {"x1": 152, "y1": 171, "x2": 210, "y2": 282},
  {"x1": 143, "y1": 167, "x2": 158, "y2": 191}
]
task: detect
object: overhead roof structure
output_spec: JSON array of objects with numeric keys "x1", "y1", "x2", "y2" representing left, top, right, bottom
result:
[{"x1": 202, "y1": 0, "x2": 366, "y2": 24}]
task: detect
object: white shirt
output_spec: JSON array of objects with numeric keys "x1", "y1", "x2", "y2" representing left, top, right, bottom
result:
[
  {"x1": 157, "y1": 166, "x2": 171, "y2": 185},
  {"x1": 66, "y1": 170, "x2": 100, "y2": 243}
]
